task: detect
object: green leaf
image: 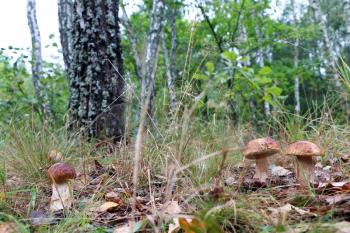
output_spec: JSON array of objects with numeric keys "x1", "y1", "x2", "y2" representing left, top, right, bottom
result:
[
  {"x1": 193, "y1": 74, "x2": 207, "y2": 81},
  {"x1": 263, "y1": 95, "x2": 273, "y2": 105},
  {"x1": 205, "y1": 62, "x2": 215, "y2": 75},
  {"x1": 267, "y1": 86, "x2": 282, "y2": 96},
  {"x1": 257, "y1": 77, "x2": 272, "y2": 85},
  {"x1": 221, "y1": 51, "x2": 237, "y2": 62},
  {"x1": 258, "y1": 66, "x2": 272, "y2": 76}
]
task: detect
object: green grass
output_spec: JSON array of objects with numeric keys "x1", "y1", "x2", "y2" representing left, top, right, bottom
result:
[{"x1": 0, "y1": 104, "x2": 349, "y2": 232}]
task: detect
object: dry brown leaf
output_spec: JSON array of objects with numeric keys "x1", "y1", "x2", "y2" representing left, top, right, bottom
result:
[
  {"x1": 105, "y1": 191, "x2": 122, "y2": 204},
  {"x1": 325, "y1": 194, "x2": 350, "y2": 205},
  {"x1": 161, "y1": 201, "x2": 182, "y2": 215},
  {"x1": 268, "y1": 203, "x2": 317, "y2": 224},
  {"x1": 208, "y1": 186, "x2": 224, "y2": 199},
  {"x1": 96, "y1": 201, "x2": 119, "y2": 212},
  {"x1": 113, "y1": 221, "x2": 145, "y2": 233},
  {"x1": 168, "y1": 217, "x2": 193, "y2": 233},
  {"x1": 114, "y1": 223, "x2": 132, "y2": 233},
  {"x1": 340, "y1": 154, "x2": 349, "y2": 163},
  {"x1": 317, "y1": 181, "x2": 350, "y2": 194},
  {"x1": 0, "y1": 222, "x2": 19, "y2": 233},
  {"x1": 270, "y1": 165, "x2": 292, "y2": 177}
]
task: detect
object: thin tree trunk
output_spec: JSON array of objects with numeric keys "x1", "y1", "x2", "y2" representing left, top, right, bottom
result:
[
  {"x1": 161, "y1": 7, "x2": 177, "y2": 115},
  {"x1": 255, "y1": 19, "x2": 270, "y2": 116},
  {"x1": 344, "y1": 1, "x2": 350, "y2": 45},
  {"x1": 309, "y1": 0, "x2": 340, "y2": 86},
  {"x1": 27, "y1": 0, "x2": 51, "y2": 120},
  {"x1": 70, "y1": 0, "x2": 125, "y2": 141},
  {"x1": 57, "y1": 0, "x2": 73, "y2": 75},
  {"x1": 142, "y1": 0, "x2": 165, "y2": 124},
  {"x1": 120, "y1": 3, "x2": 143, "y2": 80},
  {"x1": 292, "y1": 0, "x2": 301, "y2": 114}
]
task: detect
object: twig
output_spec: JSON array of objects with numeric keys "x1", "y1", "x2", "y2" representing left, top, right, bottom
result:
[{"x1": 175, "y1": 147, "x2": 241, "y2": 175}]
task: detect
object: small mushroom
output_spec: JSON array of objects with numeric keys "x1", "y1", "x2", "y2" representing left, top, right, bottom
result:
[
  {"x1": 243, "y1": 137, "x2": 280, "y2": 182},
  {"x1": 285, "y1": 140, "x2": 324, "y2": 186},
  {"x1": 48, "y1": 150, "x2": 63, "y2": 162},
  {"x1": 48, "y1": 163, "x2": 76, "y2": 212}
]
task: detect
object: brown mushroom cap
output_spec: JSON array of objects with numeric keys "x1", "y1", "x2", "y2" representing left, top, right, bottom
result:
[
  {"x1": 285, "y1": 140, "x2": 324, "y2": 157},
  {"x1": 243, "y1": 137, "x2": 280, "y2": 159},
  {"x1": 48, "y1": 163, "x2": 76, "y2": 184}
]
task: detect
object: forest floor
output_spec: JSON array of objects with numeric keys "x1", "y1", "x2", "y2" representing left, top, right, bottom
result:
[{"x1": 0, "y1": 116, "x2": 349, "y2": 232}]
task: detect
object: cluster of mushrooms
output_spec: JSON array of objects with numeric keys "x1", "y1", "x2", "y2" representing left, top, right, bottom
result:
[
  {"x1": 45, "y1": 138, "x2": 324, "y2": 212},
  {"x1": 243, "y1": 137, "x2": 325, "y2": 186}
]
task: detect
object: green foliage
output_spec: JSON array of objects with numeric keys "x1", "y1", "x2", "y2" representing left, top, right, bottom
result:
[{"x1": 0, "y1": 47, "x2": 68, "y2": 125}]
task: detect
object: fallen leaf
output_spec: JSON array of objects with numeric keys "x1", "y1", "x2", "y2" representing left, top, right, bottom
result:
[
  {"x1": 113, "y1": 221, "x2": 145, "y2": 233},
  {"x1": 325, "y1": 194, "x2": 350, "y2": 205},
  {"x1": 340, "y1": 154, "x2": 349, "y2": 163},
  {"x1": 317, "y1": 181, "x2": 350, "y2": 194},
  {"x1": 114, "y1": 223, "x2": 132, "y2": 233},
  {"x1": 269, "y1": 165, "x2": 292, "y2": 177},
  {"x1": 179, "y1": 217, "x2": 207, "y2": 233},
  {"x1": 96, "y1": 201, "x2": 119, "y2": 212},
  {"x1": 105, "y1": 191, "x2": 122, "y2": 204},
  {"x1": 333, "y1": 221, "x2": 350, "y2": 233},
  {"x1": 208, "y1": 186, "x2": 224, "y2": 199},
  {"x1": 268, "y1": 203, "x2": 317, "y2": 224},
  {"x1": 0, "y1": 222, "x2": 19, "y2": 233},
  {"x1": 309, "y1": 205, "x2": 332, "y2": 215},
  {"x1": 161, "y1": 201, "x2": 182, "y2": 215},
  {"x1": 224, "y1": 177, "x2": 237, "y2": 186},
  {"x1": 168, "y1": 217, "x2": 190, "y2": 233},
  {"x1": 30, "y1": 210, "x2": 57, "y2": 226}
]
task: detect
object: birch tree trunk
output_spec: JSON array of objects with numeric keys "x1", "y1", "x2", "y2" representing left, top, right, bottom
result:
[
  {"x1": 344, "y1": 1, "x2": 350, "y2": 45},
  {"x1": 309, "y1": 0, "x2": 340, "y2": 86},
  {"x1": 57, "y1": 0, "x2": 73, "y2": 74},
  {"x1": 292, "y1": 0, "x2": 301, "y2": 114},
  {"x1": 142, "y1": 0, "x2": 165, "y2": 124},
  {"x1": 161, "y1": 6, "x2": 177, "y2": 115},
  {"x1": 69, "y1": 0, "x2": 125, "y2": 141},
  {"x1": 255, "y1": 19, "x2": 270, "y2": 117},
  {"x1": 120, "y1": 0, "x2": 165, "y2": 126},
  {"x1": 27, "y1": 0, "x2": 51, "y2": 121},
  {"x1": 120, "y1": 3, "x2": 143, "y2": 80}
]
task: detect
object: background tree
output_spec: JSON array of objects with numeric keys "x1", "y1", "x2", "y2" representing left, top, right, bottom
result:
[
  {"x1": 69, "y1": 0, "x2": 125, "y2": 141},
  {"x1": 57, "y1": 0, "x2": 73, "y2": 75},
  {"x1": 27, "y1": 0, "x2": 51, "y2": 120}
]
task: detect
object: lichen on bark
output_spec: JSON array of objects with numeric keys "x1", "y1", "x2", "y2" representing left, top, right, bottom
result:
[{"x1": 69, "y1": 0, "x2": 125, "y2": 141}]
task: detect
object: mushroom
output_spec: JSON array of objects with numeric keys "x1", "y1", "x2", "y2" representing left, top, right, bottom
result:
[
  {"x1": 48, "y1": 162, "x2": 76, "y2": 212},
  {"x1": 243, "y1": 137, "x2": 280, "y2": 182},
  {"x1": 48, "y1": 150, "x2": 63, "y2": 162},
  {"x1": 285, "y1": 140, "x2": 324, "y2": 186}
]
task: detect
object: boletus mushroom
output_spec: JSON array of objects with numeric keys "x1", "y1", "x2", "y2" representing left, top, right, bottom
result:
[
  {"x1": 243, "y1": 137, "x2": 280, "y2": 182},
  {"x1": 285, "y1": 140, "x2": 324, "y2": 186},
  {"x1": 48, "y1": 162, "x2": 76, "y2": 212},
  {"x1": 48, "y1": 149, "x2": 63, "y2": 162}
]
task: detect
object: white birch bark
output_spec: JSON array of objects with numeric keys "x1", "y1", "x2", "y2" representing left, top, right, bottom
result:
[
  {"x1": 255, "y1": 20, "x2": 270, "y2": 116},
  {"x1": 309, "y1": 0, "x2": 340, "y2": 86},
  {"x1": 27, "y1": 0, "x2": 51, "y2": 120},
  {"x1": 292, "y1": 0, "x2": 301, "y2": 114},
  {"x1": 343, "y1": 0, "x2": 350, "y2": 46},
  {"x1": 161, "y1": 7, "x2": 177, "y2": 115},
  {"x1": 142, "y1": 0, "x2": 165, "y2": 122},
  {"x1": 120, "y1": 0, "x2": 165, "y2": 125},
  {"x1": 120, "y1": 3, "x2": 143, "y2": 80},
  {"x1": 57, "y1": 0, "x2": 73, "y2": 74}
]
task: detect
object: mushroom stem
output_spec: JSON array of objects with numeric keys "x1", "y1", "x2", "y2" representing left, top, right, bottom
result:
[
  {"x1": 296, "y1": 156, "x2": 315, "y2": 185},
  {"x1": 50, "y1": 182, "x2": 72, "y2": 212},
  {"x1": 254, "y1": 157, "x2": 269, "y2": 182}
]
